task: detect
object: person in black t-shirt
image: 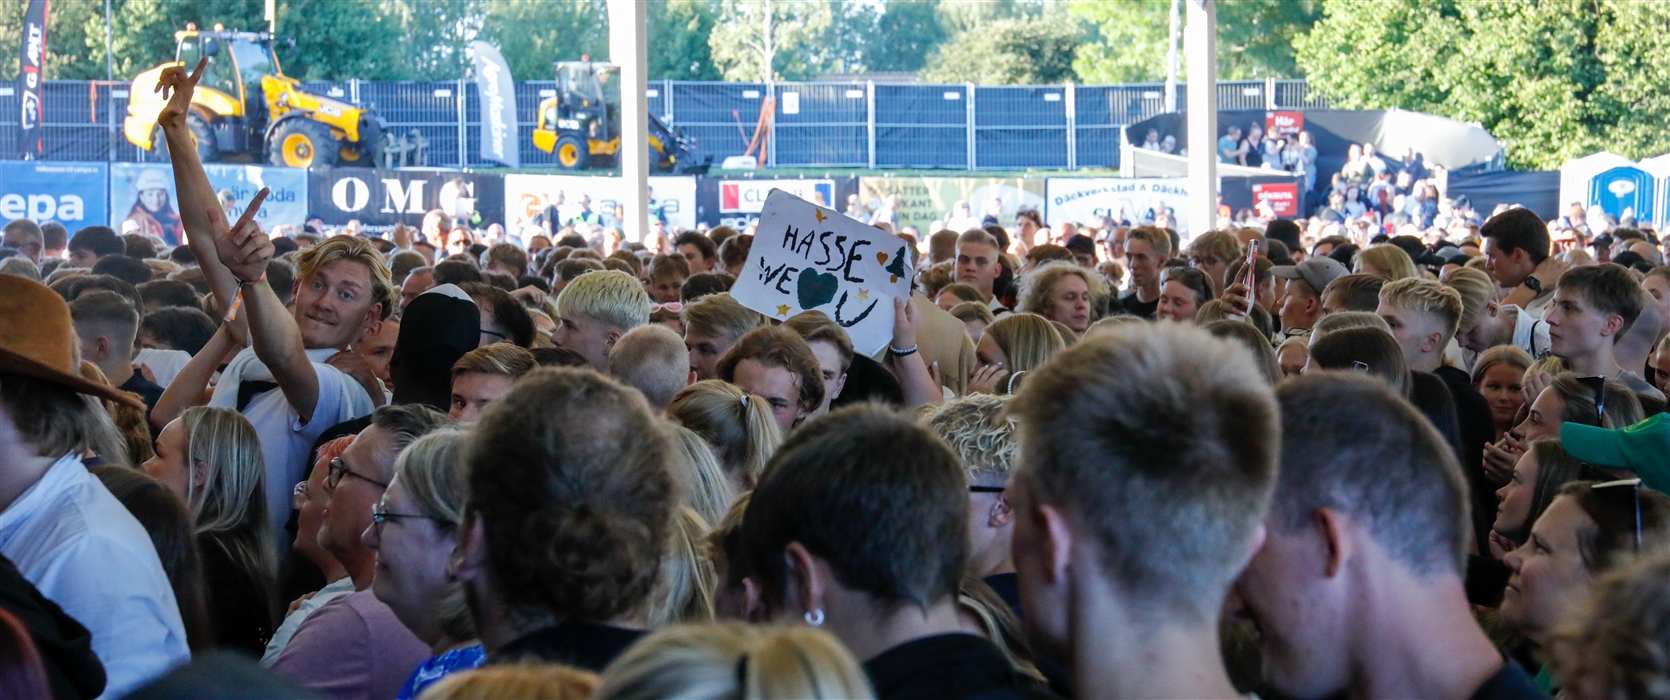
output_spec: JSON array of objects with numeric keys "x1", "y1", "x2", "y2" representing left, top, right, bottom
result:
[
  {"x1": 737, "y1": 405, "x2": 1050, "y2": 700},
  {"x1": 1008, "y1": 324, "x2": 1277, "y2": 699},
  {"x1": 1118, "y1": 226, "x2": 1171, "y2": 320},
  {"x1": 922, "y1": 395, "x2": 1020, "y2": 614},
  {"x1": 1233, "y1": 374, "x2": 1548, "y2": 700},
  {"x1": 1377, "y1": 279, "x2": 1499, "y2": 558}
]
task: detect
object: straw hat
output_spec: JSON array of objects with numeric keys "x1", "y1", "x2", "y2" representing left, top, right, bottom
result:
[{"x1": 0, "y1": 275, "x2": 144, "y2": 409}]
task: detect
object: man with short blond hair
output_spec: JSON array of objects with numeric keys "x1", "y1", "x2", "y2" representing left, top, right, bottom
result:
[
  {"x1": 955, "y1": 230, "x2": 1005, "y2": 310},
  {"x1": 1120, "y1": 226, "x2": 1172, "y2": 319},
  {"x1": 552, "y1": 269, "x2": 650, "y2": 370}
]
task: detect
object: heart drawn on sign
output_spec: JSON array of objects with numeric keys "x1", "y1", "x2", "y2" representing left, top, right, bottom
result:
[
  {"x1": 876, "y1": 252, "x2": 889, "y2": 265},
  {"x1": 796, "y1": 269, "x2": 840, "y2": 310}
]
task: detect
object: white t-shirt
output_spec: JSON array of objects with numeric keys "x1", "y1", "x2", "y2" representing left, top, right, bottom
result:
[
  {"x1": 211, "y1": 347, "x2": 375, "y2": 549},
  {"x1": 0, "y1": 455, "x2": 190, "y2": 698}
]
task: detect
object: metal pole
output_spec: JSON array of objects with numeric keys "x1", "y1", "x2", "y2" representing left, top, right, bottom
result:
[
  {"x1": 457, "y1": 77, "x2": 467, "y2": 169},
  {"x1": 1266, "y1": 76, "x2": 1277, "y2": 111},
  {"x1": 766, "y1": 81, "x2": 777, "y2": 168},
  {"x1": 866, "y1": 80, "x2": 876, "y2": 169},
  {"x1": 103, "y1": 0, "x2": 115, "y2": 81},
  {"x1": 1165, "y1": 0, "x2": 1180, "y2": 112},
  {"x1": 1065, "y1": 83, "x2": 1076, "y2": 170},
  {"x1": 966, "y1": 83, "x2": 975, "y2": 170},
  {"x1": 1185, "y1": 0, "x2": 1218, "y2": 236},
  {"x1": 610, "y1": 0, "x2": 650, "y2": 244}
]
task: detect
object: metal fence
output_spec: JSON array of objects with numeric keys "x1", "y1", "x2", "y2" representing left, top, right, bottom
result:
[{"x1": 1, "y1": 77, "x2": 1329, "y2": 170}]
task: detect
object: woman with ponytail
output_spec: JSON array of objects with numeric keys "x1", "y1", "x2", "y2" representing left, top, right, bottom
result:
[
  {"x1": 667, "y1": 380, "x2": 783, "y2": 490},
  {"x1": 141, "y1": 406, "x2": 279, "y2": 654}
]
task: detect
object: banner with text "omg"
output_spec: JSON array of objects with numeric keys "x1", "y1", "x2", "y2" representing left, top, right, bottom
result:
[{"x1": 308, "y1": 167, "x2": 505, "y2": 234}]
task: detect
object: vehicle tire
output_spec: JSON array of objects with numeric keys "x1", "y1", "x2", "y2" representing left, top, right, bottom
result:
[
  {"x1": 269, "y1": 118, "x2": 339, "y2": 169},
  {"x1": 149, "y1": 112, "x2": 218, "y2": 163},
  {"x1": 339, "y1": 119, "x2": 383, "y2": 167},
  {"x1": 555, "y1": 133, "x2": 590, "y2": 170}
]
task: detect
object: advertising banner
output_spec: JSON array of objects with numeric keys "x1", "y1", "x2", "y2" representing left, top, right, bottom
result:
[
  {"x1": 111, "y1": 163, "x2": 308, "y2": 246},
  {"x1": 1044, "y1": 178, "x2": 1191, "y2": 233},
  {"x1": 694, "y1": 176, "x2": 859, "y2": 229},
  {"x1": 503, "y1": 174, "x2": 696, "y2": 236},
  {"x1": 0, "y1": 160, "x2": 106, "y2": 227},
  {"x1": 308, "y1": 167, "x2": 504, "y2": 234},
  {"x1": 731, "y1": 190, "x2": 912, "y2": 355},
  {"x1": 1266, "y1": 111, "x2": 1304, "y2": 139},
  {"x1": 17, "y1": 0, "x2": 48, "y2": 159},
  {"x1": 857, "y1": 177, "x2": 1045, "y2": 234},
  {"x1": 1252, "y1": 181, "x2": 1300, "y2": 217},
  {"x1": 468, "y1": 41, "x2": 519, "y2": 169}
]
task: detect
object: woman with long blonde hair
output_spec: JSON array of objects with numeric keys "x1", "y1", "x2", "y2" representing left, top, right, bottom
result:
[
  {"x1": 667, "y1": 380, "x2": 783, "y2": 490},
  {"x1": 970, "y1": 313, "x2": 1065, "y2": 395},
  {"x1": 140, "y1": 406, "x2": 277, "y2": 655}
]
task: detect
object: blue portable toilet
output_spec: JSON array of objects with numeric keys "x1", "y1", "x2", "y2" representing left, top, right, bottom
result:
[{"x1": 1588, "y1": 166, "x2": 1655, "y2": 221}]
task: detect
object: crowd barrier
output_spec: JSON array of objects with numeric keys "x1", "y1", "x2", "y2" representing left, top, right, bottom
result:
[
  {"x1": 2, "y1": 161, "x2": 1322, "y2": 240},
  {"x1": 1, "y1": 78, "x2": 1332, "y2": 170}
]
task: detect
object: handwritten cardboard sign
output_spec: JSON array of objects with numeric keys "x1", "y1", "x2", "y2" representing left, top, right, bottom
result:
[{"x1": 731, "y1": 189, "x2": 913, "y2": 355}]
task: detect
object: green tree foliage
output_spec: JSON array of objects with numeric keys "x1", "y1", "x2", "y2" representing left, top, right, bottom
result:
[
  {"x1": 708, "y1": 0, "x2": 836, "y2": 81},
  {"x1": 1070, "y1": 0, "x2": 1319, "y2": 84},
  {"x1": 921, "y1": 16, "x2": 1081, "y2": 84},
  {"x1": 861, "y1": 0, "x2": 946, "y2": 73},
  {"x1": 1296, "y1": 0, "x2": 1670, "y2": 169},
  {"x1": 478, "y1": 0, "x2": 606, "y2": 81},
  {"x1": 647, "y1": 0, "x2": 720, "y2": 80}
]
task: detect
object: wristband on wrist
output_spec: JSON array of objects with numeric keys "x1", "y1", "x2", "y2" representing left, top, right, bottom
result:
[{"x1": 888, "y1": 344, "x2": 919, "y2": 357}]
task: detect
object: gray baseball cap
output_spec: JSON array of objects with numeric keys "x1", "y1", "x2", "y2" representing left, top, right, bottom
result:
[{"x1": 1271, "y1": 256, "x2": 1350, "y2": 295}]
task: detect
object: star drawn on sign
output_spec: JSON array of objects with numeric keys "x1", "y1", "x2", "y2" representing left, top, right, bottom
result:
[
  {"x1": 814, "y1": 209, "x2": 827, "y2": 223},
  {"x1": 857, "y1": 289, "x2": 869, "y2": 301},
  {"x1": 776, "y1": 304, "x2": 791, "y2": 316}
]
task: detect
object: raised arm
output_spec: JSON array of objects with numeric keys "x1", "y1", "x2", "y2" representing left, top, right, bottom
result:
[
  {"x1": 889, "y1": 296, "x2": 943, "y2": 409},
  {"x1": 155, "y1": 59, "x2": 241, "y2": 314},
  {"x1": 151, "y1": 325, "x2": 244, "y2": 430},
  {"x1": 216, "y1": 197, "x2": 323, "y2": 423}
]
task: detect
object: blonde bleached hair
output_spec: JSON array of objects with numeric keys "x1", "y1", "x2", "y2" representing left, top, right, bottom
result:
[
  {"x1": 296, "y1": 235, "x2": 396, "y2": 320},
  {"x1": 1379, "y1": 277, "x2": 1465, "y2": 338},
  {"x1": 985, "y1": 313, "x2": 1065, "y2": 375},
  {"x1": 921, "y1": 394, "x2": 1017, "y2": 486},
  {"x1": 667, "y1": 380, "x2": 783, "y2": 489},
  {"x1": 1017, "y1": 261, "x2": 1110, "y2": 318},
  {"x1": 1356, "y1": 244, "x2": 1418, "y2": 282},
  {"x1": 418, "y1": 664, "x2": 598, "y2": 700},
  {"x1": 1470, "y1": 345, "x2": 1533, "y2": 386},
  {"x1": 556, "y1": 269, "x2": 650, "y2": 332},
  {"x1": 593, "y1": 622, "x2": 874, "y2": 700},
  {"x1": 1440, "y1": 266, "x2": 1495, "y2": 334}
]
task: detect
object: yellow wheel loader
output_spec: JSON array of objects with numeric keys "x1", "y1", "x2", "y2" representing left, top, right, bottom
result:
[
  {"x1": 124, "y1": 25, "x2": 384, "y2": 169},
  {"x1": 531, "y1": 61, "x2": 706, "y2": 173}
]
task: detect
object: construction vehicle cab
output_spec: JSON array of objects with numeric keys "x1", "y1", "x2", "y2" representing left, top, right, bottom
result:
[
  {"x1": 532, "y1": 61, "x2": 702, "y2": 172},
  {"x1": 124, "y1": 25, "x2": 384, "y2": 168}
]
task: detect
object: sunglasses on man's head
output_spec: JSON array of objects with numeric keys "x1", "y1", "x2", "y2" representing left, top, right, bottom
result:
[{"x1": 1576, "y1": 376, "x2": 1608, "y2": 426}]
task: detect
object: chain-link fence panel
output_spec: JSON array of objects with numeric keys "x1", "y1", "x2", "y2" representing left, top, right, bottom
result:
[
  {"x1": 772, "y1": 83, "x2": 867, "y2": 167},
  {"x1": 973, "y1": 85, "x2": 1067, "y2": 170}
]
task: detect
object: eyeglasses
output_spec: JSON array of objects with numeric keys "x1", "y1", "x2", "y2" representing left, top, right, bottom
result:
[
  {"x1": 1190, "y1": 256, "x2": 1226, "y2": 268},
  {"x1": 293, "y1": 480, "x2": 326, "y2": 506},
  {"x1": 327, "y1": 457, "x2": 389, "y2": 491},
  {"x1": 968, "y1": 485, "x2": 1006, "y2": 494},
  {"x1": 650, "y1": 302, "x2": 684, "y2": 314},
  {"x1": 370, "y1": 509, "x2": 452, "y2": 533},
  {"x1": 1592, "y1": 478, "x2": 1643, "y2": 551}
]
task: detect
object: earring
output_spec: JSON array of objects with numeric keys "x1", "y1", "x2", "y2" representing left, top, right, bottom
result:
[{"x1": 804, "y1": 608, "x2": 824, "y2": 627}]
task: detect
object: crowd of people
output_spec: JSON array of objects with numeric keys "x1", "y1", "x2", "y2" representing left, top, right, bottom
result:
[{"x1": 2, "y1": 58, "x2": 1670, "y2": 700}]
